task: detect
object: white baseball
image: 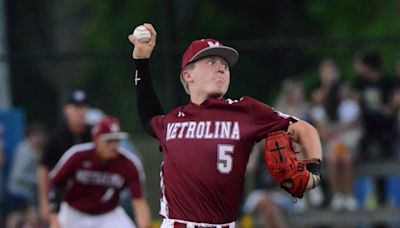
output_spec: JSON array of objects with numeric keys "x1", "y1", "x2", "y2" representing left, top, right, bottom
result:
[{"x1": 133, "y1": 25, "x2": 151, "y2": 43}]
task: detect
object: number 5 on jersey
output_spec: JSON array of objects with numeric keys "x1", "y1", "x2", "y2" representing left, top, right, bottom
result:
[{"x1": 217, "y1": 144, "x2": 235, "y2": 174}]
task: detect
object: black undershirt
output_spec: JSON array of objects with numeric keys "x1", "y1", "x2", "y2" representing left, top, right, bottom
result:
[{"x1": 134, "y1": 59, "x2": 164, "y2": 137}]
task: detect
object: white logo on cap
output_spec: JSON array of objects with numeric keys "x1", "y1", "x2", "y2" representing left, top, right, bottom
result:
[
  {"x1": 110, "y1": 123, "x2": 120, "y2": 132},
  {"x1": 207, "y1": 41, "x2": 220, "y2": 47}
]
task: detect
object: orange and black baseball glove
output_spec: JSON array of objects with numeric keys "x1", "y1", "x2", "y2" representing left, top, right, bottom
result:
[{"x1": 265, "y1": 131, "x2": 321, "y2": 198}]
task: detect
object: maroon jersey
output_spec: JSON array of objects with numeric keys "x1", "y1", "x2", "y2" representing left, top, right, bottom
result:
[
  {"x1": 49, "y1": 142, "x2": 145, "y2": 214},
  {"x1": 151, "y1": 96, "x2": 297, "y2": 223}
]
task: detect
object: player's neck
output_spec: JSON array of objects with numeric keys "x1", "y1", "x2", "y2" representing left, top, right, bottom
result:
[{"x1": 190, "y1": 94, "x2": 223, "y2": 105}]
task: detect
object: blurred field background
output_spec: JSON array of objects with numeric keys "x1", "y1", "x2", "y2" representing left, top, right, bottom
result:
[{"x1": 2, "y1": 0, "x2": 400, "y2": 227}]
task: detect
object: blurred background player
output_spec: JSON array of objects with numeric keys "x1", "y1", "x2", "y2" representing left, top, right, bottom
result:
[
  {"x1": 48, "y1": 117, "x2": 151, "y2": 228},
  {"x1": 5, "y1": 121, "x2": 47, "y2": 228},
  {"x1": 37, "y1": 90, "x2": 92, "y2": 222}
]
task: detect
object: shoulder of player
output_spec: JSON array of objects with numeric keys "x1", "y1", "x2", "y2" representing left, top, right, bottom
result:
[
  {"x1": 222, "y1": 96, "x2": 272, "y2": 109},
  {"x1": 117, "y1": 147, "x2": 145, "y2": 180},
  {"x1": 117, "y1": 147, "x2": 143, "y2": 169},
  {"x1": 161, "y1": 97, "x2": 260, "y2": 115},
  {"x1": 61, "y1": 142, "x2": 95, "y2": 161},
  {"x1": 49, "y1": 142, "x2": 94, "y2": 177},
  {"x1": 164, "y1": 105, "x2": 185, "y2": 115},
  {"x1": 242, "y1": 96, "x2": 275, "y2": 109}
]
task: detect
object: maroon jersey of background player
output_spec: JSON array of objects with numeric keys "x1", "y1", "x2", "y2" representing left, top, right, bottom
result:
[{"x1": 49, "y1": 142, "x2": 144, "y2": 214}]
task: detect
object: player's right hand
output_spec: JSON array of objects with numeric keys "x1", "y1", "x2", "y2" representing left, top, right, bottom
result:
[{"x1": 128, "y1": 23, "x2": 157, "y2": 59}]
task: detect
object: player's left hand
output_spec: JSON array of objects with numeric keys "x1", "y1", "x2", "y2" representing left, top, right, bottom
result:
[
  {"x1": 265, "y1": 131, "x2": 322, "y2": 198},
  {"x1": 128, "y1": 23, "x2": 157, "y2": 59}
]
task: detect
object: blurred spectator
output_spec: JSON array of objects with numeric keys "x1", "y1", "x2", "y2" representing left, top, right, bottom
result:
[
  {"x1": 353, "y1": 52, "x2": 395, "y2": 160},
  {"x1": 391, "y1": 58, "x2": 400, "y2": 158},
  {"x1": 326, "y1": 83, "x2": 362, "y2": 211},
  {"x1": 310, "y1": 87, "x2": 329, "y2": 142},
  {"x1": 0, "y1": 124, "x2": 5, "y2": 186},
  {"x1": 0, "y1": 124, "x2": 5, "y2": 221},
  {"x1": 318, "y1": 59, "x2": 341, "y2": 90},
  {"x1": 319, "y1": 59, "x2": 342, "y2": 125},
  {"x1": 242, "y1": 80, "x2": 318, "y2": 227},
  {"x1": 394, "y1": 58, "x2": 400, "y2": 85},
  {"x1": 310, "y1": 59, "x2": 361, "y2": 211},
  {"x1": 243, "y1": 141, "x2": 290, "y2": 228},
  {"x1": 5, "y1": 121, "x2": 47, "y2": 228},
  {"x1": 353, "y1": 52, "x2": 396, "y2": 208},
  {"x1": 37, "y1": 90, "x2": 92, "y2": 223},
  {"x1": 276, "y1": 79, "x2": 324, "y2": 208},
  {"x1": 310, "y1": 59, "x2": 342, "y2": 142},
  {"x1": 275, "y1": 79, "x2": 309, "y2": 120}
]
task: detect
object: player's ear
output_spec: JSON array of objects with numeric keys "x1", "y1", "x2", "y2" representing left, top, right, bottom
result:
[{"x1": 182, "y1": 70, "x2": 194, "y2": 83}]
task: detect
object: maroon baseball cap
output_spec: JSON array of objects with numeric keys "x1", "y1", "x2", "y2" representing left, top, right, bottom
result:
[
  {"x1": 181, "y1": 38, "x2": 239, "y2": 69},
  {"x1": 92, "y1": 117, "x2": 128, "y2": 141}
]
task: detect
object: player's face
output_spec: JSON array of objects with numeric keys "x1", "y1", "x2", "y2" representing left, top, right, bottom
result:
[
  {"x1": 64, "y1": 104, "x2": 88, "y2": 127},
  {"x1": 95, "y1": 138, "x2": 119, "y2": 161},
  {"x1": 189, "y1": 56, "x2": 230, "y2": 99}
]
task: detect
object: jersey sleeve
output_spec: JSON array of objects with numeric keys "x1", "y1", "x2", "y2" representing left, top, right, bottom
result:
[
  {"x1": 151, "y1": 115, "x2": 165, "y2": 141},
  {"x1": 125, "y1": 162, "x2": 145, "y2": 199},
  {"x1": 134, "y1": 59, "x2": 165, "y2": 137},
  {"x1": 120, "y1": 147, "x2": 145, "y2": 199},
  {"x1": 248, "y1": 97, "x2": 298, "y2": 142},
  {"x1": 127, "y1": 165, "x2": 144, "y2": 198}
]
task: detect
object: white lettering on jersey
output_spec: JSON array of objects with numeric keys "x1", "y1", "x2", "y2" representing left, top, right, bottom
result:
[
  {"x1": 101, "y1": 188, "x2": 115, "y2": 202},
  {"x1": 177, "y1": 122, "x2": 188, "y2": 138},
  {"x1": 214, "y1": 121, "x2": 221, "y2": 138},
  {"x1": 220, "y1": 121, "x2": 231, "y2": 139},
  {"x1": 75, "y1": 169, "x2": 124, "y2": 188},
  {"x1": 166, "y1": 121, "x2": 240, "y2": 141},
  {"x1": 204, "y1": 121, "x2": 213, "y2": 139},
  {"x1": 195, "y1": 122, "x2": 205, "y2": 138},
  {"x1": 186, "y1": 121, "x2": 196, "y2": 138},
  {"x1": 231, "y1": 122, "x2": 240, "y2": 140}
]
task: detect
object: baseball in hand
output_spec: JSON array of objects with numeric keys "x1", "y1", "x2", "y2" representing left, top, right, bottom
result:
[{"x1": 133, "y1": 25, "x2": 151, "y2": 43}]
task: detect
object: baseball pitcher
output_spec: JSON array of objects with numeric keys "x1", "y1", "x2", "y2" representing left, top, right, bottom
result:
[{"x1": 129, "y1": 23, "x2": 322, "y2": 227}]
